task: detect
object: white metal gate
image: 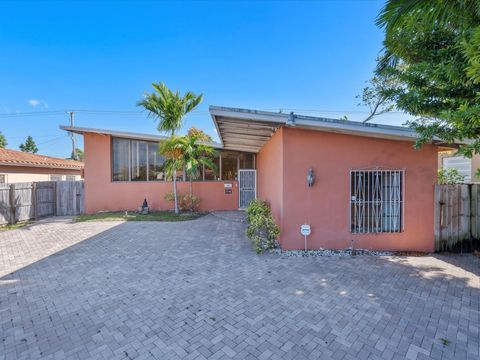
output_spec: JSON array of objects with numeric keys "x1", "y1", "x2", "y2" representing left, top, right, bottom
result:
[{"x1": 239, "y1": 169, "x2": 256, "y2": 209}]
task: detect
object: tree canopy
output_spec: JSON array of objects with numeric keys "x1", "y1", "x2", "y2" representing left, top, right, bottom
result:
[
  {"x1": 374, "y1": 0, "x2": 480, "y2": 156},
  {"x1": 0, "y1": 132, "x2": 7, "y2": 148},
  {"x1": 138, "y1": 82, "x2": 203, "y2": 136},
  {"x1": 187, "y1": 127, "x2": 213, "y2": 142},
  {"x1": 70, "y1": 148, "x2": 84, "y2": 161},
  {"x1": 19, "y1": 136, "x2": 38, "y2": 154}
]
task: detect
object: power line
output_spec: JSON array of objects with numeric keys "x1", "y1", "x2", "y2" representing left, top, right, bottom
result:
[{"x1": 0, "y1": 107, "x2": 408, "y2": 119}]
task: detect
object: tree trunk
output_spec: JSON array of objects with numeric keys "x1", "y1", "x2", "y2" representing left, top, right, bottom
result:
[
  {"x1": 173, "y1": 165, "x2": 179, "y2": 214},
  {"x1": 189, "y1": 179, "x2": 194, "y2": 212}
]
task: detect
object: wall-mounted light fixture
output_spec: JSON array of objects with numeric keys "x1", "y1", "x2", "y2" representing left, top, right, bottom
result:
[{"x1": 307, "y1": 167, "x2": 315, "y2": 187}]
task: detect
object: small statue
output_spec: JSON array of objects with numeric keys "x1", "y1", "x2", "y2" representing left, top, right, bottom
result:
[{"x1": 139, "y1": 198, "x2": 149, "y2": 214}]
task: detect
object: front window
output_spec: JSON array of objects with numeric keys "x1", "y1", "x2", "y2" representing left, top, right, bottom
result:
[
  {"x1": 350, "y1": 169, "x2": 404, "y2": 233},
  {"x1": 130, "y1": 141, "x2": 148, "y2": 181},
  {"x1": 204, "y1": 155, "x2": 220, "y2": 180},
  {"x1": 112, "y1": 138, "x2": 165, "y2": 182},
  {"x1": 148, "y1": 143, "x2": 165, "y2": 181},
  {"x1": 112, "y1": 138, "x2": 130, "y2": 181},
  {"x1": 221, "y1": 152, "x2": 238, "y2": 180},
  {"x1": 111, "y1": 137, "x2": 254, "y2": 182}
]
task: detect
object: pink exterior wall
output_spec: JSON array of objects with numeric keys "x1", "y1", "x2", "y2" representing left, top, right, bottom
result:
[
  {"x1": 256, "y1": 127, "x2": 439, "y2": 252},
  {"x1": 256, "y1": 128, "x2": 284, "y2": 228},
  {"x1": 83, "y1": 133, "x2": 239, "y2": 213}
]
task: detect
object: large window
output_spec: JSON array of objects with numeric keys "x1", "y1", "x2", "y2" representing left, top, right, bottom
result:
[
  {"x1": 112, "y1": 138, "x2": 130, "y2": 181},
  {"x1": 221, "y1": 152, "x2": 238, "y2": 180},
  {"x1": 112, "y1": 137, "x2": 255, "y2": 182},
  {"x1": 131, "y1": 141, "x2": 148, "y2": 181},
  {"x1": 148, "y1": 143, "x2": 165, "y2": 181},
  {"x1": 350, "y1": 169, "x2": 404, "y2": 233},
  {"x1": 204, "y1": 155, "x2": 220, "y2": 181},
  {"x1": 112, "y1": 138, "x2": 165, "y2": 182}
]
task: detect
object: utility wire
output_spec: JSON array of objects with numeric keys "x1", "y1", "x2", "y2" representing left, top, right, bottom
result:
[{"x1": 0, "y1": 108, "x2": 407, "y2": 118}]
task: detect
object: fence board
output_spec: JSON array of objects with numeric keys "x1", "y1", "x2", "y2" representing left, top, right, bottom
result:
[
  {"x1": 435, "y1": 184, "x2": 477, "y2": 252},
  {"x1": 56, "y1": 181, "x2": 84, "y2": 216},
  {"x1": 35, "y1": 181, "x2": 55, "y2": 218},
  {"x1": 0, "y1": 184, "x2": 11, "y2": 225},
  {"x1": 14, "y1": 182, "x2": 34, "y2": 222},
  {"x1": 0, "y1": 180, "x2": 84, "y2": 225}
]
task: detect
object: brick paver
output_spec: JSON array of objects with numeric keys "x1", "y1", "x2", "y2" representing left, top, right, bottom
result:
[{"x1": 0, "y1": 214, "x2": 479, "y2": 359}]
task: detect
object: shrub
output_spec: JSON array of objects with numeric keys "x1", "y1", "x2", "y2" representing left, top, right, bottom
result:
[
  {"x1": 164, "y1": 192, "x2": 200, "y2": 211},
  {"x1": 438, "y1": 168, "x2": 465, "y2": 185},
  {"x1": 245, "y1": 199, "x2": 280, "y2": 254}
]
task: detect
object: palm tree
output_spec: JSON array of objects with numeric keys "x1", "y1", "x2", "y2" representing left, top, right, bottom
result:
[
  {"x1": 138, "y1": 82, "x2": 203, "y2": 136},
  {"x1": 138, "y1": 82, "x2": 203, "y2": 212},
  {"x1": 159, "y1": 137, "x2": 185, "y2": 214},
  {"x1": 181, "y1": 134, "x2": 217, "y2": 211}
]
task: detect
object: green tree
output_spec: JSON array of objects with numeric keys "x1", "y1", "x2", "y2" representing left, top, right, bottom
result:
[
  {"x1": 181, "y1": 134, "x2": 217, "y2": 211},
  {"x1": 438, "y1": 168, "x2": 465, "y2": 185},
  {"x1": 159, "y1": 136, "x2": 186, "y2": 214},
  {"x1": 187, "y1": 127, "x2": 213, "y2": 142},
  {"x1": 374, "y1": 0, "x2": 480, "y2": 156},
  {"x1": 137, "y1": 82, "x2": 203, "y2": 136},
  {"x1": 357, "y1": 72, "x2": 397, "y2": 123},
  {"x1": 138, "y1": 82, "x2": 203, "y2": 213},
  {"x1": 0, "y1": 132, "x2": 7, "y2": 148},
  {"x1": 19, "y1": 136, "x2": 38, "y2": 153},
  {"x1": 69, "y1": 148, "x2": 84, "y2": 161}
]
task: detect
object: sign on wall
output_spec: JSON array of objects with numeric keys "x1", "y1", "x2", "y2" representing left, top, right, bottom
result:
[{"x1": 300, "y1": 224, "x2": 311, "y2": 236}]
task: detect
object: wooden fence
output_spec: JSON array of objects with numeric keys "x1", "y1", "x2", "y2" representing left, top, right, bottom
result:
[
  {"x1": 434, "y1": 184, "x2": 480, "y2": 252},
  {"x1": 0, "y1": 181, "x2": 84, "y2": 225}
]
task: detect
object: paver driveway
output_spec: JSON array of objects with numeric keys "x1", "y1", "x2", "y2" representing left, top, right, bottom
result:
[{"x1": 0, "y1": 214, "x2": 479, "y2": 360}]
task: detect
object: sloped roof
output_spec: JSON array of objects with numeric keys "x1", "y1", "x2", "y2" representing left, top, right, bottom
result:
[
  {"x1": 0, "y1": 148, "x2": 84, "y2": 170},
  {"x1": 60, "y1": 125, "x2": 223, "y2": 149},
  {"x1": 209, "y1": 106, "x2": 456, "y2": 152}
]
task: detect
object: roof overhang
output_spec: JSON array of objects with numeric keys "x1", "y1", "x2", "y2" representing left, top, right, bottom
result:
[
  {"x1": 60, "y1": 125, "x2": 223, "y2": 149},
  {"x1": 210, "y1": 107, "x2": 285, "y2": 152},
  {"x1": 209, "y1": 106, "x2": 459, "y2": 152}
]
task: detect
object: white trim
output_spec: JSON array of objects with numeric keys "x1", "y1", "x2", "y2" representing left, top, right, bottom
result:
[
  {"x1": 209, "y1": 106, "x2": 459, "y2": 152},
  {"x1": 60, "y1": 125, "x2": 222, "y2": 149}
]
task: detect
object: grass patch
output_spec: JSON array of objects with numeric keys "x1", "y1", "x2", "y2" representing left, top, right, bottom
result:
[
  {"x1": 75, "y1": 211, "x2": 207, "y2": 223},
  {"x1": 0, "y1": 221, "x2": 33, "y2": 231}
]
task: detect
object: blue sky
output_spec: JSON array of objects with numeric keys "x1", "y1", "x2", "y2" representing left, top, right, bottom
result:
[{"x1": 0, "y1": 0, "x2": 410, "y2": 157}]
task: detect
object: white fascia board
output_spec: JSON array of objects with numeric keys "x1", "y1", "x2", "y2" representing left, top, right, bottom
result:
[
  {"x1": 294, "y1": 118, "x2": 419, "y2": 141},
  {"x1": 59, "y1": 125, "x2": 224, "y2": 149}
]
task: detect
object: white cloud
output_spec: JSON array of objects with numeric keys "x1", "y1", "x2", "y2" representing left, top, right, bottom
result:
[
  {"x1": 213, "y1": 128, "x2": 218, "y2": 134},
  {"x1": 28, "y1": 99, "x2": 40, "y2": 107},
  {"x1": 28, "y1": 99, "x2": 49, "y2": 109}
]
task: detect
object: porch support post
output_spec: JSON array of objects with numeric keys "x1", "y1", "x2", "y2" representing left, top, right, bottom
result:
[{"x1": 219, "y1": 152, "x2": 222, "y2": 180}]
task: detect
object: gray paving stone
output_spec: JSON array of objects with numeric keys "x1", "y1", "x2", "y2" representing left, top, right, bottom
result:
[{"x1": 0, "y1": 215, "x2": 479, "y2": 359}]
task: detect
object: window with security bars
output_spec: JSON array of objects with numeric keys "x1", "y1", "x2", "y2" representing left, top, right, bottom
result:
[{"x1": 350, "y1": 169, "x2": 404, "y2": 233}]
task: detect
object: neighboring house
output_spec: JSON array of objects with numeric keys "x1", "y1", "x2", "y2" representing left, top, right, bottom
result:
[
  {"x1": 438, "y1": 150, "x2": 480, "y2": 183},
  {"x1": 62, "y1": 106, "x2": 456, "y2": 252},
  {"x1": 0, "y1": 148, "x2": 84, "y2": 183}
]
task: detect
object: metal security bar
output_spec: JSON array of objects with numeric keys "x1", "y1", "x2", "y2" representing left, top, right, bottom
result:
[
  {"x1": 349, "y1": 169, "x2": 404, "y2": 233},
  {"x1": 239, "y1": 169, "x2": 256, "y2": 209}
]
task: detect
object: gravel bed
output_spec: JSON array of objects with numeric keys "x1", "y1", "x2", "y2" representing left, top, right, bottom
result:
[{"x1": 271, "y1": 248, "x2": 392, "y2": 258}]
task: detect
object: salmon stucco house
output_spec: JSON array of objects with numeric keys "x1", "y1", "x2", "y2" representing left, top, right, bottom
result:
[
  {"x1": 62, "y1": 106, "x2": 456, "y2": 252},
  {"x1": 0, "y1": 148, "x2": 83, "y2": 183}
]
